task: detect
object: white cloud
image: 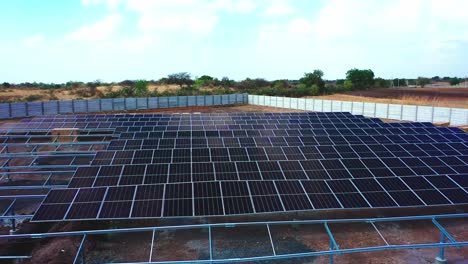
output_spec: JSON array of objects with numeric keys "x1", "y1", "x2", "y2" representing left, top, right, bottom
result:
[
  {"x1": 215, "y1": 0, "x2": 256, "y2": 13},
  {"x1": 22, "y1": 34, "x2": 44, "y2": 47},
  {"x1": 127, "y1": 0, "x2": 255, "y2": 36},
  {"x1": 264, "y1": 0, "x2": 294, "y2": 16},
  {"x1": 64, "y1": 13, "x2": 123, "y2": 41},
  {"x1": 287, "y1": 18, "x2": 313, "y2": 35},
  {"x1": 81, "y1": 0, "x2": 121, "y2": 9}
]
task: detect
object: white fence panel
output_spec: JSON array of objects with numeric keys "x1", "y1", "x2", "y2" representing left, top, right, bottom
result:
[
  {"x1": 313, "y1": 99, "x2": 323, "y2": 111},
  {"x1": 433, "y1": 107, "x2": 450, "y2": 124},
  {"x1": 451, "y1": 108, "x2": 467, "y2": 125},
  {"x1": 331, "y1": 101, "x2": 342, "y2": 112},
  {"x1": 341, "y1": 101, "x2": 353, "y2": 112},
  {"x1": 387, "y1": 104, "x2": 402, "y2": 120},
  {"x1": 323, "y1": 100, "x2": 332, "y2": 112},
  {"x1": 402, "y1": 105, "x2": 417, "y2": 121},
  {"x1": 363, "y1": 103, "x2": 375, "y2": 117},
  {"x1": 246, "y1": 95, "x2": 467, "y2": 125},
  {"x1": 416, "y1": 106, "x2": 433, "y2": 122}
]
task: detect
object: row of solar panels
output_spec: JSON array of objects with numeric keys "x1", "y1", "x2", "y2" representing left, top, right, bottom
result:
[
  {"x1": 20, "y1": 116, "x2": 377, "y2": 123},
  {"x1": 5, "y1": 118, "x2": 384, "y2": 130},
  {"x1": 12, "y1": 112, "x2": 375, "y2": 123},
  {"x1": 106, "y1": 136, "x2": 468, "y2": 151},
  {"x1": 114, "y1": 131, "x2": 467, "y2": 142},
  {"x1": 95, "y1": 144, "x2": 468, "y2": 162},
  {"x1": 24, "y1": 112, "x2": 361, "y2": 120},
  {"x1": 33, "y1": 176, "x2": 467, "y2": 221},
  {"x1": 68, "y1": 157, "x2": 467, "y2": 188}
]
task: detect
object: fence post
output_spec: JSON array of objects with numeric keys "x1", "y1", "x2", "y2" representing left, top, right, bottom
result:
[
  {"x1": 321, "y1": 100, "x2": 324, "y2": 112},
  {"x1": 340, "y1": 101, "x2": 343, "y2": 112},
  {"x1": 400, "y1": 104, "x2": 403, "y2": 120},
  {"x1": 431, "y1": 107, "x2": 435, "y2": 123},
  {"x1": 8, "y1": 103, "x2": 12, "y2": 118},
  {"x1": 362, "y1": 102, "x2": 365, "y2": 115},
  {"x1": 415, "y1": 105, "x2": 419, "y2": 121},
  {"x1": 72, "y1": 100, "x2": 75, "y2": 113},
  {"x1": 99, "y1": 99, "x2": 102, "y2": 112},
  {"x1": 386, "y1": 104, "x2": 390, "y2": 119},
  {"x1": 146, "y1": 97, "x2": 149, "y2": 109},
  {"x1": 24, "y1": 102, "x2": 29, "y2": 117},
  {"x1": 373, "y1": 103, "x2": 377, "y2": 117},
  {"x1": 448, "y1": 108, "x2": 452, "y2": 124},
  {"x1": 57, "y1": 100, "x2": 60, "y2": 114},
  {"x1": 41, "y1": 102, "x2": 44, "y2": 116},
  {"x1": 351, "y1": 102, "x2": 354, "y2": 114}
]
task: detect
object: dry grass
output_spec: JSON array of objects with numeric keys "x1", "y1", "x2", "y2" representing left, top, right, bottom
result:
[
  {"x1": 313, "y1": 87, "x2": 468, "y2": 108},
  {"x1": 313, "y1": 93, "x2": 467, "y2": 108}
]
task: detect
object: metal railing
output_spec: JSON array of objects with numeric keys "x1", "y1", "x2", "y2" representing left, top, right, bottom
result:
[{"x1": 0, "y1": 213, "x2": 465, "y2": 264}]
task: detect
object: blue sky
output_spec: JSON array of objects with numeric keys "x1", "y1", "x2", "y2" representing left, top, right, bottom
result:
[{"x1": 1, "y1": 0, "x2": 467, "y2": 83}]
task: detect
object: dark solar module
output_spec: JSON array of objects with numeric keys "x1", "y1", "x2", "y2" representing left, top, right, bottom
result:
[{"x1": 29, "y1": 112, "x2": 468, "y2": 221}]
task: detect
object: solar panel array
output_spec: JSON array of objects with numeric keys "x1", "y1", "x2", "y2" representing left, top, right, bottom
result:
[{"x1": 19, "y1": 112, "x2": 467, "y2": 222}]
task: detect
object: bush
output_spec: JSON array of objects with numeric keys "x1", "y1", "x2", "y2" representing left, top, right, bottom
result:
[
  {"x1": 134, "y1": 80, "x2": 149, "y2": 97},
  {"x1": 24, "y1": 94, "x2": 44, "y2": 102},
  {"x1": 374, "y1": 78, "x2": 390, "y2": 88},
  {"x1": 344, "y1": 80, "x2": 353, "y2": 91}
]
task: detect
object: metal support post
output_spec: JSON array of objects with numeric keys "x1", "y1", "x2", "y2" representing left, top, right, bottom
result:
[
  {"x1": 324, "y1": 222, "x2": 339, "y2": 264},
  {"x1": 73, "y1": 234, "x2": 87, "y2": 264},
  {"x1": 435, "y1": 232, "x2": 447, "y2": 264},
  {"x1": 9, "y1": 204, "x2": 16, "y2": 234},
  {"x1": 208, "y1": 226, "x2": 213, "y2": 260}
]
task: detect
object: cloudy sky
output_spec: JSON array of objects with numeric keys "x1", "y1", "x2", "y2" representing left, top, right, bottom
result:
[{"x1": 1, "y1": 0, "x2": 467, "y2": 83}]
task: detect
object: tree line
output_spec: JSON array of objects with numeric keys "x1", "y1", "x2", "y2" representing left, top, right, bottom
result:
[{"x1": 1, "y1": 70, "x2": 466, "y2": 101}]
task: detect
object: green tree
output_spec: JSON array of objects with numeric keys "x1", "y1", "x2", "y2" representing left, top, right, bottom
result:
[
  {"x1": 198, "y1": 75, "x2": 214, "y2": 82},
  {"x1": 374, "y1": 78, "x2": 390, "y2": 88},
  {"x1": 343, "y1": 80, "x2": 353, "y2": 91},
  {"x1": 167, "y1": 72, "x2": 194, "y2": 88},
  {"x1": 417, "y1": 77, "x2": 430, "y2": 87},
  {"x1": 220, "y1": 77, "x2": 234, "y2": 87},
  {"x1": 299, "y1": 70, "x2": 325, "y2": 94},
  {"x1": 392, "y1": 78, "x2": 406, "y2": 87},
  {"x1": 134, "y1": 80, "x2": 149, "y2": 97},
  {"x1": 449, "y1": 78, "x2": 461, "y2": 86},
  {"x1": 346, "y1": 69, "x2": 374, "y2": 90}
]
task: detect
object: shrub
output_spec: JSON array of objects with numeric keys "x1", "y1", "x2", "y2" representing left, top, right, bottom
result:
[
  {"x1": 344, "y1": 80, "x2": 353, "y2": 91},
  {"x1": 24, "y1": 94, "x2": 44, "y2": 102},
  {"x1": 134, "y1": 80, "x2": 149, "y2": 97}
]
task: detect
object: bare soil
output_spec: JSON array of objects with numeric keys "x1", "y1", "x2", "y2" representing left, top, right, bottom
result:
[{"x1": 312, "y1": 87, "x2": 468, "y2": 108}]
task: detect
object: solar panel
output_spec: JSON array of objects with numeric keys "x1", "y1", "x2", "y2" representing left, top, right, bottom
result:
[{"x1": 24, "y1": 112, "x2": 468, "y2": 222}]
